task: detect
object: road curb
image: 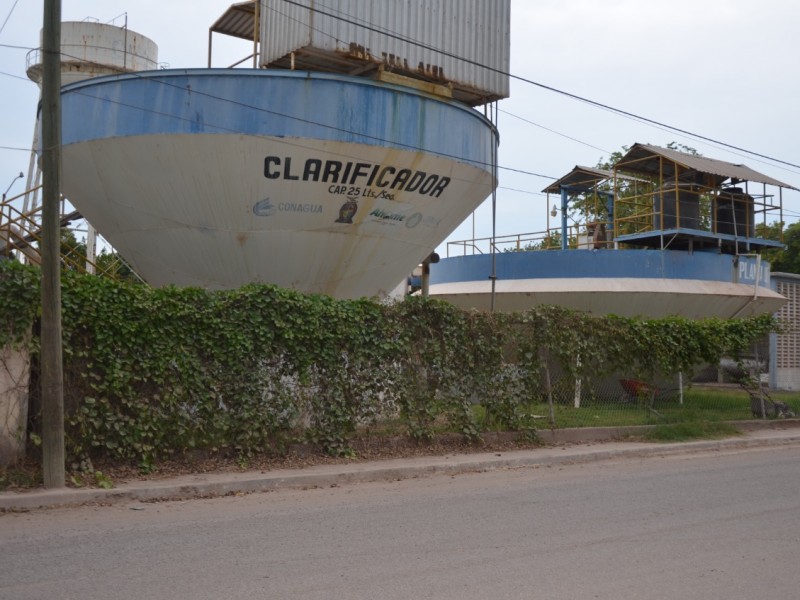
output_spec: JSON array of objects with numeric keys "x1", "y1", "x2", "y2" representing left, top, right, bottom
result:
[{"x1": 3, "y1": 431, "x2": 800, "y2": 511}]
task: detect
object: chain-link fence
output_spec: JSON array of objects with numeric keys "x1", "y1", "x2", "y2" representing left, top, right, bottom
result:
[{"x1": 515, "y1": 363, "x2": 799, "y2": 431}]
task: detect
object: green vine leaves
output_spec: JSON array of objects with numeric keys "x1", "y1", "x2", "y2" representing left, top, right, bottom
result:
[{"x1": 0, "y1": 261, "x2": 778, "y2": 464}]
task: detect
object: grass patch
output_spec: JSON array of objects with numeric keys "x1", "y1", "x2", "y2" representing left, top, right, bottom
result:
[
  {"x1": 510, "y1": 387, "x2": 800, "y2": 430},
  {"x1": 643, "y1": 420, "x2": 741, "y2": 442}
]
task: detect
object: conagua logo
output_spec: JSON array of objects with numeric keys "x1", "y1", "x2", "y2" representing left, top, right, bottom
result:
[{"x1": 253, "y1": 198, "x2": 323, "y2": 217}]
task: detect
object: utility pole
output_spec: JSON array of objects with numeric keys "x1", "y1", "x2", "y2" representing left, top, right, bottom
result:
[{"x1": 41, "y1": 0, "x2": 65, "y2": 488}]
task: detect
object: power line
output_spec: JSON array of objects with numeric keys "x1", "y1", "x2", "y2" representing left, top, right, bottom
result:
[
  {"x1": 271, "y1": 2, "x2": 752, "y2": 179},
  {"x1": 7, "y1": 39, "x2": 558, "y2": 185},
  {"x1": 4, "y1": 8, "x2": 799, "y2": 174},
  {"x1": 65, "y1": 79, "x2": 498, "y2": 171},
  {"x1": 498, "y1": 109, "x2": 612, "y2": 156},
  {"x1": 21, "y1": 45, "x2": 795, "y2": 192},
  {"x1": 0, "y1": 68, "x2": 31, "y2": 82},
  {"x1": 62, "y1": 87, "x2": 498, "y2": 192},
  {"x1": 0, "y1": 41, "x2": 33, "y2": 50},
  {"x1": 5, "y1": 5, "x2": 799, "y2": 188},
  {"x1": 276, "y1": 0, "x2": 800, "y2": 172},
  {"x1": 2, "y1": 52, "x2": 557, "y2": 182},
  {"x1": 498, "y1": 186, "x2": 546, "y2": 197},
  {"x1": 500, "y1": 165, "x2": 555, "y2": 180},
  {"x1": 524, "y1": 81, "x2": 800, "y2": 172},
  {"x1": 70, "y1": 74, "x2": 556, "y2": 182},
  {"x1": 0, "y1": 0, "x2": 20, "y2": 36}
]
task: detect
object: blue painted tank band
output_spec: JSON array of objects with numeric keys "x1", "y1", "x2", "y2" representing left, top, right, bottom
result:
[
  {"x1": 432, "y1": 250, "x2": 770, "y2": 286},
  {"x1": 60, "y1": 69, "x2": 498, "y2": 172}
]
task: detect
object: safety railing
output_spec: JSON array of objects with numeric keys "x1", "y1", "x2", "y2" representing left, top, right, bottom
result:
[
  {"x1": 446, "y1": 224, "x2": 607, "y2": 257},
  {"x1": 1, "y1": 189, "x2": 133, "y2": 278}
]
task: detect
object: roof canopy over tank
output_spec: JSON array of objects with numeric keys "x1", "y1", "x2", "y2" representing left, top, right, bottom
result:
[
  {"x1": 210, "y1": 1, "x2": 257, "y2": 41},
  {"x1": 609, "y1": 143, "x2": 796, "y2": 253},
  {"x1": 615, "y1": 143, "x2": 797, "y2": 191},
  {"x1": 450, "y1": 144, "x2": 796, "y2": 259},
  {"x1": 542, "y1": 166, "x2": 615, "y2": 195},
  {"x1": 210, "y1": 0, "x2": 510, "y2": 106}
]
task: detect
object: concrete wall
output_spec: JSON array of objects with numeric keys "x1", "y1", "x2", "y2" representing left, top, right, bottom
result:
[
  {"x1": 770, "y1": 273, "x2": 800, "y2": 391},
  {"x1": 0, "y1": 344, "x2": 30, "y2": 466}
]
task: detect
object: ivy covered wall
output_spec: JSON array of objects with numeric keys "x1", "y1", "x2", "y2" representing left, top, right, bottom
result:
[{"x1": 0, "y1": 260, "x2": 776, "y2": 467}]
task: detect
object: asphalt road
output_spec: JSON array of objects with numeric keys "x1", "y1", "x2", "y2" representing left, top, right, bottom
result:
[{"x1": 2, "y1": 445, "x2": 799, "y2": 600}]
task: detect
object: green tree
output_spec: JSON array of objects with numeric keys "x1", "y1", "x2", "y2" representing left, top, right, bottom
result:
[
  {"x1": 95, "y1": 250, "x2": 141, "y2": 283},
  {"x1": 57, "y1": 229, "x2": 141, "y2": 282},
  {"x1": 59, "y1": 229, "x2": 87, "y2": 271},
  {"x1": 760, "y1": 221, "x2": 800, "y2": 274},
  {"x1": 595, "y1": 145, "x2": 630, "y2": 172},
  {"x1": 502, "y1": 231, "x2": 564, "y2": 252},
  {"x1": 589, "y1": 142, "x2": 705, "y2": 235}
]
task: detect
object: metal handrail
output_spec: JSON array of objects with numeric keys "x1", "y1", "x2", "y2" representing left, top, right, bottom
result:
[
  {"x1": 447, "y1": 224, "x2": 596, "y2": 257},
  {"x1": 1, "y1": 195, "x2": 125, "y2": 278}
]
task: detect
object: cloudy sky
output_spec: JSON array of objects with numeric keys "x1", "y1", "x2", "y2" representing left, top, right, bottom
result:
[{"x1": 1, "y1": 0, "x2": 798, "y2": 255}]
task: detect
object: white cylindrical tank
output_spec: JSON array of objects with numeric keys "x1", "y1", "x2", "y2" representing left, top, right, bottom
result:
[
  {"x1": 21, "y1": 20, "x2": 159, "y2": 244},
  {"x1": 26, "y1": 21, "x2": 158, "y2": 87}
]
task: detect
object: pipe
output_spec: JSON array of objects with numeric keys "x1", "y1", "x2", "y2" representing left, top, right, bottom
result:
[{"x1": 560, "y1": 187, "x2": 568, "y2": 250}]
